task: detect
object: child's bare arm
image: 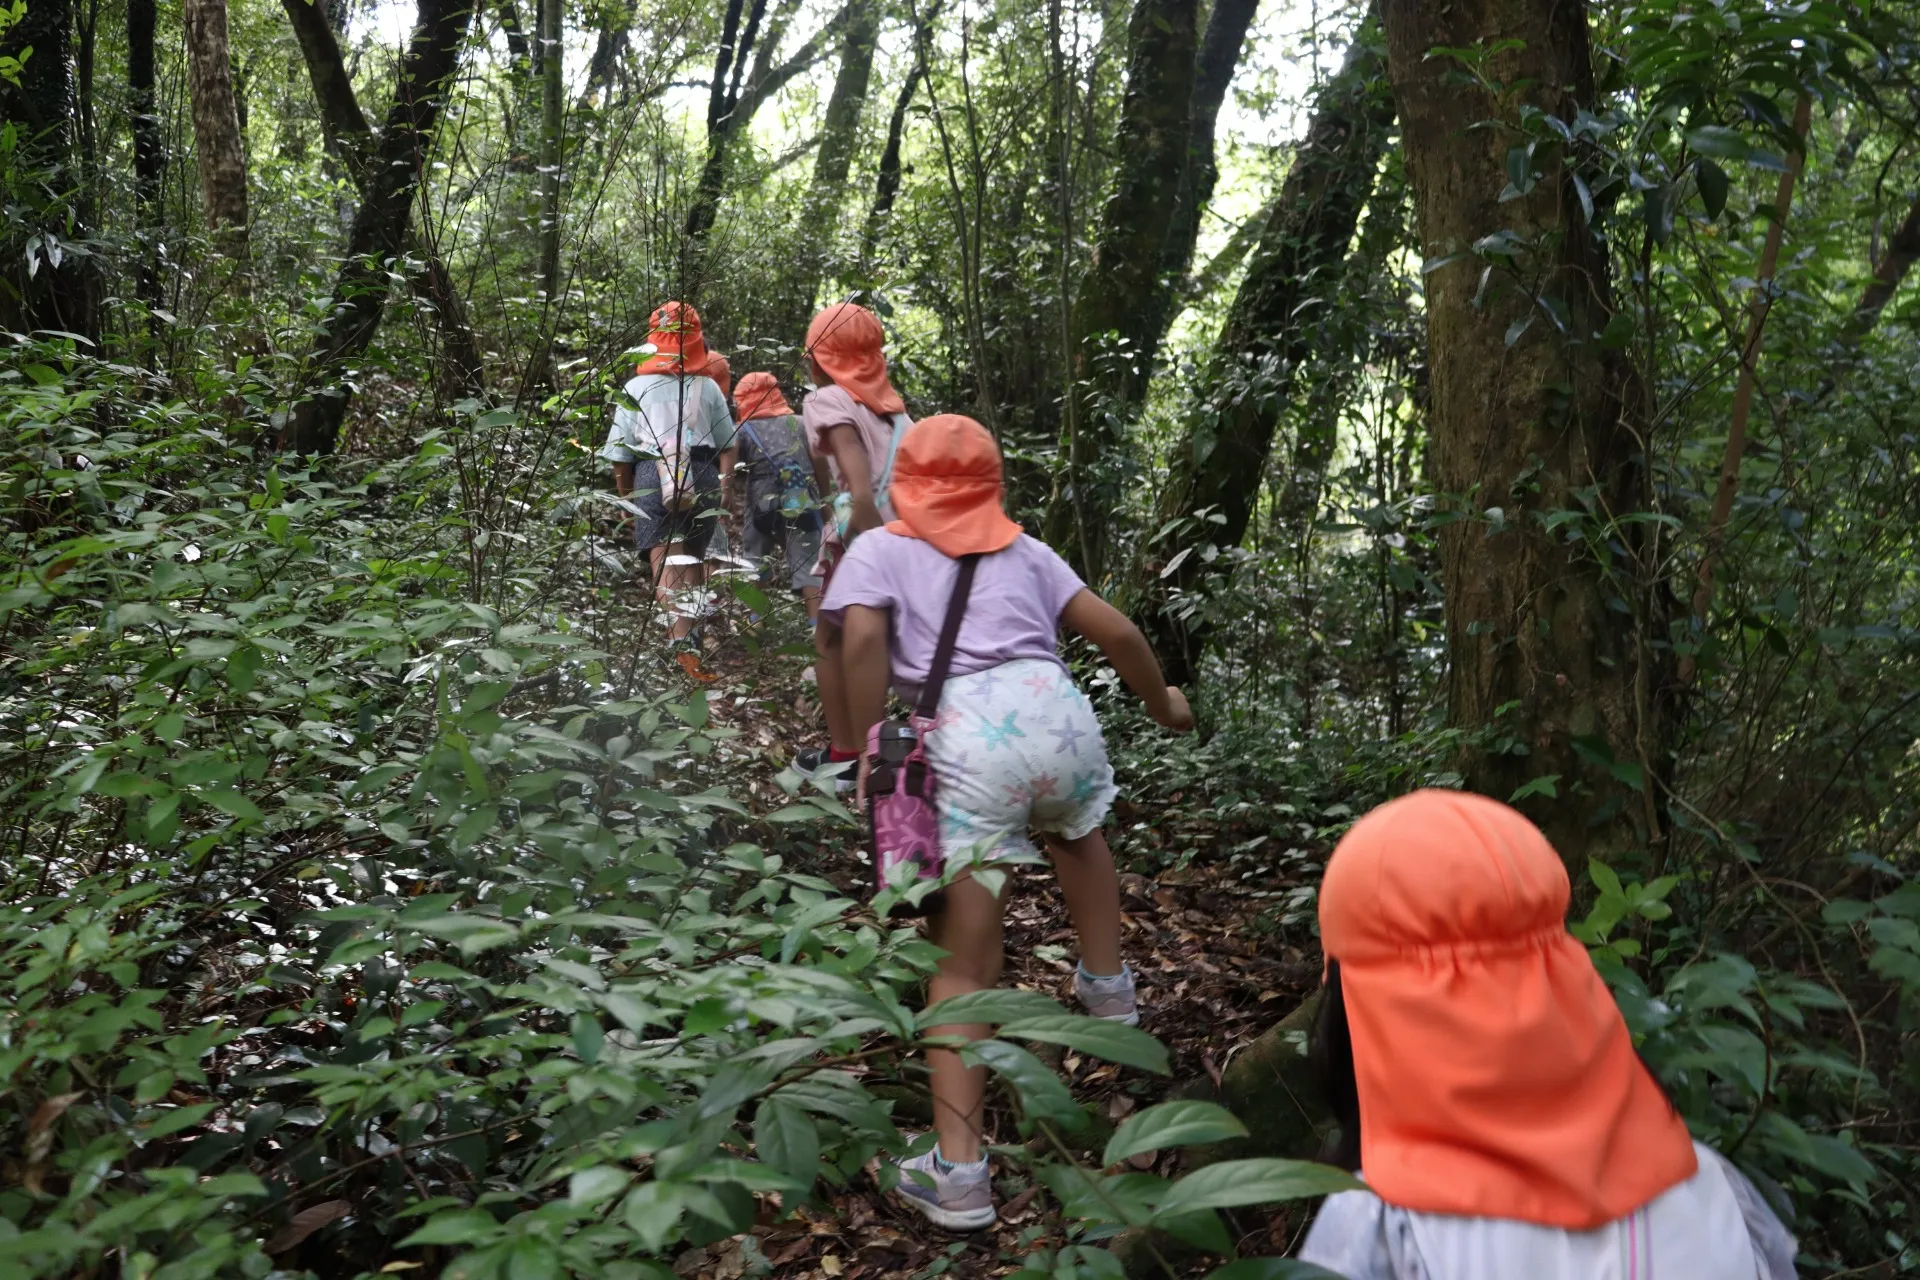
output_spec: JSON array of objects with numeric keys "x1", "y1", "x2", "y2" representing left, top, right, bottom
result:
[
  {"x1": 1060, "y1": 589, "x2": 1194, "y2": 732},
  {"x1": 841, "y1": 604, "x2": 892, "y2": 747},
  {"x1": 825, "y1": 425, "x2": 884, "y2": 533}
]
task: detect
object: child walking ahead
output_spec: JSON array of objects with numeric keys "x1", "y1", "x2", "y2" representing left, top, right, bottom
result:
[
  {"x1": 820, "y1": 415, "x2": 1193, "y2": 1230},
  {"x1": 731, "y1": 371, "x2": 824, "y2": 618},
  {"x1": 794, "y1": 301, "x2": 915, "y2": 784}
]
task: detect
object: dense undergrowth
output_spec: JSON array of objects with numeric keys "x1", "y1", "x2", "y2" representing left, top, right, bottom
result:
[{"x1": 1, "y1": 345, "x2": 1383, "y2": 1279}]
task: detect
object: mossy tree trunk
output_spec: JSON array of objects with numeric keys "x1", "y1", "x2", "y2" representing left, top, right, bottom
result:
[
  {"x1": 1042, "y1": 0, "x2": 1198, "y2": 587},
  {"x1": 183, "y1": 0, "x2": 251, "y2": 284},
  {"x1": 282, "y1": 0, "x2": 476, "y2": 453},
  {"x1": 1382, "y1": 0, "x2": 1669, "y2": 865},
  {"x1": 1131, "y1": 29, "x2": 1392, "y2": 688}
]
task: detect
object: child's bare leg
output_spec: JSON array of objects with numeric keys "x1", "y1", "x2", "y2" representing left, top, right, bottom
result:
[
  {"x1": 924, "y1": 872, "x2": 1006, "y2": 1163},
  {"x1": 658, "y1": 543, "x2": 696, "y2": 641},
  {"x1": 1046, "y1": 827, "x2": 1124, "y2": 977},
  {"x1": 814, "y1": 619, "x2": 858, "y2": 755}
]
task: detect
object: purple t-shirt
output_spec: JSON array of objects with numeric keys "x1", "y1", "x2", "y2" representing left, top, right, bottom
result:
[{"x1": 820, "y1": 530, "x2": 1087, "y2": 689}]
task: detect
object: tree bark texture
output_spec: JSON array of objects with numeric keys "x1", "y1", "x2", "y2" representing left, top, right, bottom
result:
[
  {"x1": 1143, "y1": 0, "x2": 1260, "y2": 351},
  {"x1": 536, "y1": 0, "x2": 564, "y2": 304},
  {"x1": 683, "y1": 0, "x2": 759, "y2": 240},
  {"x1": 1132, "y1": 31, "x2": 1391, "y2": 689},
  {"x1": 129, "y1": 0, "x2": 167, "y2": 309},
  {"x1": 1841, "y1": 194, "x2": 1920, "y2": 347},
  {"x1": 857, "y1": 9, "x2": 934, "y2": 278},
  {"x1": 1043, "y1": 0, "x2": 1198, "y2": 586},
  {"x1": 282, "y1": 0, "x2": 372, "y2": 179},
  {"x1": 585, "y1": 0, "x2": 638, "y2": 105},
  {"x1": 283, "y1": 0, "x2": 487, "y2": 405},
  {"x1": 283, "y1": 0, "x2": 476, "y2": 453},
  {"x1": 1382, "y1": 0, "x2": 1667, "y2": 864},
  {"x1": 772, "y1": 0, "x2": 880, "y2": 330},
  {"x1": 0, "y1": 0, "x2": 102, "y2": 338},
  {"x1": 183, "y1": 0, "x2": 252, "y2": 262}
]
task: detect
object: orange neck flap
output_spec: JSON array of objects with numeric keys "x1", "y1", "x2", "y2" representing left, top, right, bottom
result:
[
  {"x1": 1318, "y1": 790, "x2": 1698, "y2": 1229},
  {"x1": 884, "y1": 415, "x2": 1022, "y2": 557},
  {"x1": 806, "y1": 302, "x2": 906, "y2": 417},
  {"x1": 734, "y1": 371, "x2": 795, "y2": 421}
]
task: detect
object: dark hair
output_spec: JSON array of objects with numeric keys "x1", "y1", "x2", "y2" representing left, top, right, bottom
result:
[{"x1": 1309, "y1": 959, "x2": 1363, "y2": 1173}]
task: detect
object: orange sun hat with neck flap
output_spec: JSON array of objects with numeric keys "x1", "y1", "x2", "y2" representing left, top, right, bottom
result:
[
  {"x1": 1318, "y1": 790, "x2": 1699, "y2": 1230},
  {"x1": 885, "y1": 415, "x2": 1022, "y2": 558},
  {"x1": 733, "y1": 371, "x2": 794, "y2": 422},
  {"x1": 635, "y1": 301, "x2": 713, "y2": 377},
  {"x1": 805, "y1": 302, "x2": 906, "y2": 416}
]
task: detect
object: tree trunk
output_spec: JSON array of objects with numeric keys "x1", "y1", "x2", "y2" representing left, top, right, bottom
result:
[
  {"x1": 282, "y1": 0, "x2": 488, "y2": 406},
  {"x1": 183, "y1": 0, "x2": 251, "y2": 274},
  {"x1": 129, "y1": 0, "x2": 167, "y2": 311},
  {"x1": 1043, "y1": 0, "x2": 1199, "y2": 586},
  {"x1": 282, "y1": 0, "x2": 372, "y2": 178},
  {"x1": 1841, "y1": 195, "x2": 1920, "y2": 347},
  {"x1": 774, "y1": 0, "x2": 880, "y2": 326},
  {"x1": 1131, "y1": 30, "x2": 1392, "y2": 688},
  {"x1": 856, "y1": 8, "x2": 934, "y2": 280},
  {"x1": 584, "y1": 0, "x2": 637, "y2": 106},
  {"x1": 1143, "y1": 0, "x2": 1260, "y2": 349},
  {"x1": 536, "y1": 0, "x2": 564, "y2": 306},
  {"x1": 282, "y1": 0, "x2": 475, "y2": 453},
  {"x1": 683, "y1": 0, "x2": 758, "y2": 241},
  {"x1": 0, "y1": 0, "x2": 102, "y2": 339},
  {"x1": 1383, "y1": 0, "x2": 1667, "y2": 865}
]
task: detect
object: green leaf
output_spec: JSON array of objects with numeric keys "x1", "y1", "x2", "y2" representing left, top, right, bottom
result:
[
  {"x1": 1103, "y1": 1101, "x2": 1248, "y2": 1167},
  {"x1": 572, "y1": 1012, "x2": 605, "y2": 1065},
  {"x1": 143, "y1": 1102, "x2": 217, "y2": 1139},
  {"x1": 1696, "y1": 157, "x2": 1730, "y2": 220},
  {"x1": 1508, "y1": 773, "x2": 1559, "y2": 802},
  {"x1": 569, "y1": 1165, "x2": 630, "y2": 1206},
  {"x1": 1152, "y1": 1159, "x2": 1362, "y2": 1220},
  {"x1": 201, "y1": 788, "x2": 265, "y2": 824},
  {"x1": 753, "y1": 1096, "x2": 820, "y2": 1184},
  {"x1": 999, "y1": 1015, "x2": 1170, "y2": 1075},
  {"x1": 919, "y1": 987, "x2": 1066, "y2": 1029},
  {"x1": 1684, "y1": 124, "x2": 1749, "y2": 160},
  {"x1": 411, "y1": 915, "x2": 521, "y2": 957},
  {"x1": 962, "y1": 1039, "x2": 1085, "y2": 1127},
  {"x1": 399, "y1": 1208, "x2": 504, "y2": 1247},
  {"x1": 1588, "y1": 859, "x2": 1625, "y2": 900}
]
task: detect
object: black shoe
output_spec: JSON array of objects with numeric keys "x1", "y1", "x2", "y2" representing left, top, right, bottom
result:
[{"x1": 793, "y1": 746, "x2": 857, "y2": 794}]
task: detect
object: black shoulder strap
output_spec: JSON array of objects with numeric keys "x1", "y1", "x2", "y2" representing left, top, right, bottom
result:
[{"x1": 915, "y1": 553, "x2": 982, "y2": 721}]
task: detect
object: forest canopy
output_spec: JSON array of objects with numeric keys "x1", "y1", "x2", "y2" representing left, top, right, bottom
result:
[{"x1": 3, "y1": 0, "x2": 1920, "y2": 1274}]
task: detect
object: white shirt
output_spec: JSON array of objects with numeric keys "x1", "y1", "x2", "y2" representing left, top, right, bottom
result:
[
  {"x1": 600, "y1": 374, "x2": 735, "y2": 463},
  {"x1": 1299, "y1": 1143, "x2": 1797, "y2": 1280}
]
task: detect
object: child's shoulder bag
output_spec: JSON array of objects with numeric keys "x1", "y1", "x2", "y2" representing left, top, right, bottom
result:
[{"x1": 863, "y1": 552, "x2": 980, "y2": 915}]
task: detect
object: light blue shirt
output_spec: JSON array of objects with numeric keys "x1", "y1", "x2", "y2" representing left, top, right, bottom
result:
[{"x1": 600, "y1": 374, "x2": 736, "y2": 463}]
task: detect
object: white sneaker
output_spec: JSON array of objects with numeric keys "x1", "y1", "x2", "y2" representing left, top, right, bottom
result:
[
  {"x1": 892, "y1": 1146, "x2": 996, "y2": 1231},
  {"x1": 1073, "y1": 965, "x2": 1140, "y2": 1026}
]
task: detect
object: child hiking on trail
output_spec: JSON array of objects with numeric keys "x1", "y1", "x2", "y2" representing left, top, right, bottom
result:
[
  {"x1": 731, "y1": 371, "x2": 824, "y2": 617},
  {"x1": 794, "y1": 301, "x2": 916, "y2": 783},
  {"x1": 820, "y1": 414, "x2": 1194, "y2": 1231},
  {"x1": 1298, "y1": 791, "x2": 1798, "y2": 1279},
  {"x1": 600, "y1": 302, "x2": 737, "y2": 643}
]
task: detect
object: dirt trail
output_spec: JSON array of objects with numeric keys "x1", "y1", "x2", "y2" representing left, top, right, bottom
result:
[{"x1": 668, "y1": 584, "x2": 1325, "y2": 1279}]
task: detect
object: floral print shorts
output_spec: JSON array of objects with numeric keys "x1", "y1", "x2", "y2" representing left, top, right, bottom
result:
[{"x1": 922, "y1": 659, "x2": 1118, "y2": 865}]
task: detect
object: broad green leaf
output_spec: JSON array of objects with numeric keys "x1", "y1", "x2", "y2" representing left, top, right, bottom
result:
[
  {"x1": 1152, "y1": 1159, "x2": 1362, "y2": 1220},
  {"x1": 919, "y1": 987, "x2": 1066, "y2": 1029},
  {"x1": 753, "y1": 1096, "x2": 820, "y2": 1185},
  {"x1": 962, "y1": 1039, "x2": 1085, "y2": 1127},
  {"x1": 1103, "y1": 1100, "x2": 1248, "y2": 1167},
  {"x1": 399, "y1": 1209, "x2": 505, "y2": 1247},
  {"x1": 999, "y1": 1015, "x2": 1170, "y2": 1075},
  {"x1": 569, "y1": 1165, "x2": 630, "y2": 1206}
]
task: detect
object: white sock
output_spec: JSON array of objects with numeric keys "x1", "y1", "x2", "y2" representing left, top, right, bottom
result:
[
  {"x1": 1078, "y1": 961, "x2": 1129, "y2": 985},
  {"x1": 933, "y1": 1145, "x2": 988, "y2": 1174}
]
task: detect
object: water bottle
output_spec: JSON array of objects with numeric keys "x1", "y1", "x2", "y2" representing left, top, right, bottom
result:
[{"x1": 877, "y1": 720, "x2": 917, "y2": 766}]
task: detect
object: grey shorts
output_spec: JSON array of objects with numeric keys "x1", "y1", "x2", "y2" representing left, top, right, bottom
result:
[
  {"x1": 631, "y1": 452, "x2": 721, "y2": 556},
  {"x1": 743, "y1": 515, "x2": 824, "y2": 593}
]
